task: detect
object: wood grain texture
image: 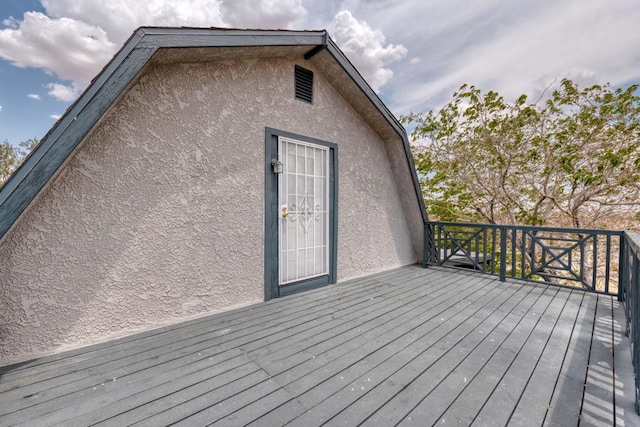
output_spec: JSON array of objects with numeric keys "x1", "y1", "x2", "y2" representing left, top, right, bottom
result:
[{"x1": 0, "y1": 266, "x2": 635, "y2": 427}]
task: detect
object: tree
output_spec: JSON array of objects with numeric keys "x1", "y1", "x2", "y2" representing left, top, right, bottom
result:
[
  {"x1": 402, "y1": 79, "x2": 640, "y2": 229},
  {"x1": 0, "y1": 138, "x2": 39, "y2": 187}
]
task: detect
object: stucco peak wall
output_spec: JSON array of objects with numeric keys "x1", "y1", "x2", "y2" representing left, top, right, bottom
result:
[{"x1": 0, "y1": 54, "x2": 418, "y2": 365}]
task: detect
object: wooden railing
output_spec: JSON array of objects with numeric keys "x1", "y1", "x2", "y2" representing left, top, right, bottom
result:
[
  {"x1": 619, "y1": 231, "x2": 640, "y2": 413},
  {"x1": 424, "y1": 221, "x2": 640, "y2": 412},
  {"x1": 424, "y1": 221, "x2": 623, "y2": 294}
]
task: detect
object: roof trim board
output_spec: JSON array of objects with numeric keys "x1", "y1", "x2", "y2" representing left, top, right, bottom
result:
[
  {"x1": 136, "y1": 27, "x2": 327, "y2": 48},
  {"x1": 323, "y1": 38, "x2": 427, "y2": 224},
  {"x1": 0, "y1": 27, "x2": 427, "y2": 242},
  {"x1": 0, "y1": 46, "x2": 157, "y2": 238}
]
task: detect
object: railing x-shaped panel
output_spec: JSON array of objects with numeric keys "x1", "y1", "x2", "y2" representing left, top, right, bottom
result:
[
  {"x1": 439, "y1": 227, "x2": 483, "y2": 270},
  {"x1": 426, "y1": 221, "x2": 620, "y2": 294},
  {"x1": 526, "y1": 232, "x2": 593, "y2": 289}
]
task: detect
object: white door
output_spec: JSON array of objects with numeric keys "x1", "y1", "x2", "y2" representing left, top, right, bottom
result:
[{"x1": 278, "y1": 137, "x2": 330, "y2": 285}]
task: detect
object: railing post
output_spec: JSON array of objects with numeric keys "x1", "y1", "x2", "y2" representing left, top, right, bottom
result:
[
  {"x1": 619, "y1": 233, "x2": 626, "y2": 302},
  {"x1": 422, "y1": 223, "x2": 428, "y2": 268},
  {"x1": 500, "y1": 227, "x2": 507, "y2": 282},
  {"x1": 591, "y1": 234, "x2": 598, "y2": 291},
  {"x1": 423, "y1": 222, "x2": 435, "y2": 267},
  {"x1": 629, "y1": 256, "x2": 640, "y2": 414}
]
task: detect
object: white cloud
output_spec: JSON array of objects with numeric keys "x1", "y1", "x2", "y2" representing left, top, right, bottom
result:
[
  {"x1": 220, "y1": 0, "x2": 306, "y2": 29},
  {"x1": 358, "y1": 0, "x2": 640, "y2": 114},
  {"x1": 50, "y1": 113, "x2": 62, "y2": 120},
  {"x1": 0, "y1": 11, "x2": 115, "y2": 84},
  {"x1": 0, "y1": 0, "x2": 308, "y2": 99},
  {"x1": 333, "y1": 10, "x2": 407, "y2": 92},
  {"x1": 2, "y1": 0, "x2": 639, "y2": 124},
  {"x1": 46, "y1": 82, "x2": 82, "y2": 102},
  {"x1": 41, "y1": 0, "x2": 226, "y2": 46},
  {"x1": 0, "y1": 104, "x2": 3, "y2": 112},
  {"x1": 27, "y1": 93, "x2": 41, "y2": 100}
]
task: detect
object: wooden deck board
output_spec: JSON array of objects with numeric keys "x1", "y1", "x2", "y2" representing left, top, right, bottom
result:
[
  {"x1": 581, "y1": 295, "x2": 616, "y2": 426},
  {"x1": 0, "y1": 265, "x2": 636, "y2": 427},
  {"x1": 6, "y1": 350, "x2": 252, "y2": 426},
  {"x1": 244, "y1": 269, "x2": 452, "y2": 364},
  {"x1": 282, "y1": 276, "x2": 497, "y2": 410},
  {"x1": 72, "y1": 360, "x2": 259, "y2": 426},
  {"x1": 13, "y1": 272, "x2": 430, "y2": 425},
  {"x1": 507, "y1": 291, "x2": 584, "y2": 426},
  {"x1": 364, "y1": 281, "x2": 542, "y2": 426},
  {"x1": 543, "y1": 290, "x2": 598, "y2": 426},
  {"x1": 272, "y1": 273, "x2": 493, "y2": 382},
  {"x1": 611, "y1": 298, "x2": 640, "y2": 427},
  {"x1": 308, "y1": 278, "x2": 523, "y2": 426},
  {"x1": 0, "y1": 266, "x2": 412, "y2": 381},
  {"x1": 427, "y1": 286, "x2": 561, "y2": 425},
  {"x1": 0, "y1": 271, "x2": 421, "y2": 420},
  {"x1": 472, "y1": 288, "x2": 579, "y2": 426},
  {"x1": 0, "y1": 272, "x2": 391, "y2": 392}
]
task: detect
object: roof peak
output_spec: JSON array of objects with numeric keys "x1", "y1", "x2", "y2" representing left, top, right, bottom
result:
[{"x1": 0, "y1": 27, "x2": 424, "y2": 242}]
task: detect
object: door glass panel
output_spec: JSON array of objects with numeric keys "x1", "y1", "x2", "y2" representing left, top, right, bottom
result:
[
  {"x1": 296, "y1": 176, "x2": 305, "y2": 200},
  {"x1": 322, "y1": 151, "x2": 327, "y2": 177},
  {"x1": 287, "y1": 175, "x2": 295, "y2": 196},
  {"x1": 296, "y1": 145, "x2": 305, "y2": 174},
  {"x1": 306, "y1": 146, "x2": 314, "y2": 175},
  {"x1": 314, "y1": 178, "x2": 324, "y2": 209},
  {"x1": 286, "y1": 144, "x2": 295, "y2": 172},
  {"x1": 278, "y1": 137, "x2": 329, "y2": 285}
]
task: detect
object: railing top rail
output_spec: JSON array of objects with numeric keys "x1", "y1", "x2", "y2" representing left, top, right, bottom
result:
[{"x1": 426, "y1": 220, "x2": 624, "y2": 236}]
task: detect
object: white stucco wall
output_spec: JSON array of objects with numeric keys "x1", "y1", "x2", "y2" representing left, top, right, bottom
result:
[{"x1": 0, "y1": 55, "x2": 419, "y2": 365}]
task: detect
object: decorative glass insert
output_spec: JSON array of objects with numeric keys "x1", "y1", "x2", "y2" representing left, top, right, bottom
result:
[{"x1": 278, "y1": 137, "x2": 329, "y2": 284}]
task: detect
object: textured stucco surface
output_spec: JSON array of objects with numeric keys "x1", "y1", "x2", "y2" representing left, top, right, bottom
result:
[
  {"x1": 309, "y1": 49, "x2": 424, "y2": 258},
  {"x1": 0, "y1": 54, "x2": 419, "y2": 365}
]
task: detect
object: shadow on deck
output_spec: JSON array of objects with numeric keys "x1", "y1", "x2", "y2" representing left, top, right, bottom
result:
[{"x1": 0, "y1": 266, "x2": 638, "y2": 426}]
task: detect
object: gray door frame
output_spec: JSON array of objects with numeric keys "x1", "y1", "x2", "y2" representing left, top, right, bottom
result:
[{"x1": 264, "y1": 127, "x2": 338, "y2": 300}]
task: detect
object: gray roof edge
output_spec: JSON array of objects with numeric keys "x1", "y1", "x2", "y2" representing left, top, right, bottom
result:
[
  {"x1": 136, "y1": 26, "x2": 328, "y2": 49},
  {"x1": 324, "y1": 39, "x2": 427, "y2": 224},
  {"x1": 324, "y1": 38, "x2": 406, "y2": 140},
  {"x1": 0, "y1": 32, "x2": 154, "y2": 241},
  {"x1": 0, "y1": 31, "x2": 146, "y2": 207},
  {"x1": 0, "y1": 28, "x2": 326, "y2": 205},
  {"x1": 0, "y1": 27, "x2": 426, "y2": 243},
  {"x1": 138, "y1": 27, "x2": 328, "y2": 37}
]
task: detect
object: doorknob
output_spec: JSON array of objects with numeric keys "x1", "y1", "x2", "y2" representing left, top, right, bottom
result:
[{"x1": 281, "y1": 205, "x2": 288, "y2": 218}]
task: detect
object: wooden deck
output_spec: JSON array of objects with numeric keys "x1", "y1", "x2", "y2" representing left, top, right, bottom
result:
[{"x1": 0, "y1": 266, "x2": 638, "y2": 426}]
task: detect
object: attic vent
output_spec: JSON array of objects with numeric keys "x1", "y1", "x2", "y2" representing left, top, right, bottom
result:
[{"x1": 295, "y1": 65, "x2": 313, "y2": 104}]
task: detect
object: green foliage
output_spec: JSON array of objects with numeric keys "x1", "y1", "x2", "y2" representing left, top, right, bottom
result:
[
  {"x1": 0, "y1": 138, "x2": 39, "y2": 187},
  {"x1": 403, "y1": 79, "x2": 640, "y2": 228},
  {"x1": 0, "y1": 142, "x2": 19, "y2": 185}
]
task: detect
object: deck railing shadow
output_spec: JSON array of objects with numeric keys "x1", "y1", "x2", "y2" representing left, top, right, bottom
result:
[{"x1": 424, "y1": 221, "x2": 640, "y2": 414}]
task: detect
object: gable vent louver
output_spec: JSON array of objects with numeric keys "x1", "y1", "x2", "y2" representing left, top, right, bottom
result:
[{"x1": 295, "y1": 65, "x2": 313, "y2": 104}]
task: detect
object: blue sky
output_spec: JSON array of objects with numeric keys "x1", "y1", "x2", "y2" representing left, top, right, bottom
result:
[
  {"x1": 1, "y1": 0, "x2": 640, "y2": 146},
  {"x1": 0, "y1": 0, "x2": 60, "y2": 145}
]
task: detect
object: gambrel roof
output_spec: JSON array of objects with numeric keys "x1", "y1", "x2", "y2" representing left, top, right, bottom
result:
[{"x1": 0, "y1": 27, "x2": 426, "y2": 241}]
